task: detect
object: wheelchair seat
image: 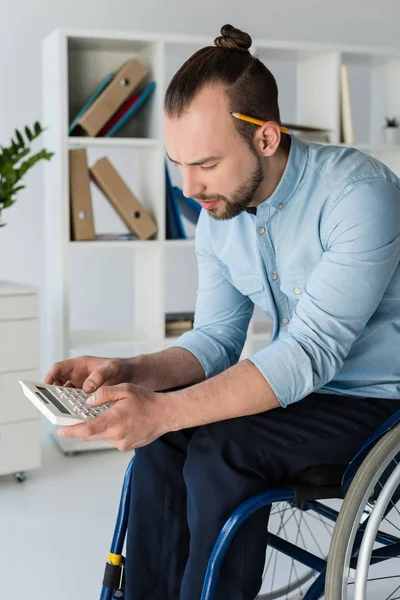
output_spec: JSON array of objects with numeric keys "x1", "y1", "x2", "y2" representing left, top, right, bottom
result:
[
  {"x1": 293, "y1": 464, "x2": 345, "y2": 486},
  {"x1": 289, "y1": 464, "x2": 346, "y2": 503}
]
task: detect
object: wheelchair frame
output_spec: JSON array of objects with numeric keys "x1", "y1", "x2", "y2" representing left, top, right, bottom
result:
[{"x1": 100, "y1": 409, "x2": 400, "y2": 600}]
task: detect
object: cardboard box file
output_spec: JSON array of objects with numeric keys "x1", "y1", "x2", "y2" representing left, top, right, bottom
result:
[
  {"x1": 69, "y1": 149, "x2": 96, "y2": 241},
  {"x1": 74, "y1": 59, "x2": 148, "y2": 137},
  {"x1": 89, "y1": 157, "x2": 158, "y2": 240}
]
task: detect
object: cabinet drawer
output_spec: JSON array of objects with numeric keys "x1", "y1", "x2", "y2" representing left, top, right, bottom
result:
[
  {"x1": 0, "y1": 320, "x2": 39, "y2": 371},
  {"x1": 0, "y1": 294, "x2": 37, "y2": 320},
  {"x1": 0, "y1": 370, "x2": 40, "y2": 424},
  {"x1": 0, "y1": 420, "x2": 41, "y2": 476}
]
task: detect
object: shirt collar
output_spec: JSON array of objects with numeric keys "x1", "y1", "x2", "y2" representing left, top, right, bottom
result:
[{"x1": 245, "y1": 133, "x2": 308, "y2": 216}]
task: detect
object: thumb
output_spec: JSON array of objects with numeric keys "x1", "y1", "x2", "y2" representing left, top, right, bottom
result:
[
  {"x1": 87, "y1": 385, "x2": 116, "y2": 406},
  {"x1": 83, "y1": 365, "x2": 111, "y2": 394}
]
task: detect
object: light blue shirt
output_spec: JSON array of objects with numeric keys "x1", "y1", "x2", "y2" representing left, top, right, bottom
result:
[{"x1": 169, "y1": 134, "x2": 400, "y2": 407}]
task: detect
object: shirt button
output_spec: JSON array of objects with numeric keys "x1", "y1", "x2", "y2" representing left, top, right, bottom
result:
[
  {"x1": 258, "y1": 227, "x2": 266, "y2": 235},
  {"x1": 271, "y1": 273, "x2": 278, "y2": 281},
  {"x1": 277, "y1": 203, "x2": 283, "y2": 209},
  {"x1": 282, "y1": 317, "x2": 289, "y2": 325},
  {"x1": 294, "y1": 287, "x2": 301, "y2": 295}
]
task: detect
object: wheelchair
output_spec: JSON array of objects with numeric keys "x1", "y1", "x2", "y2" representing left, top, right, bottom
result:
[{"x1": 99, "y1": 409, "x2": 400, "y2": 600}]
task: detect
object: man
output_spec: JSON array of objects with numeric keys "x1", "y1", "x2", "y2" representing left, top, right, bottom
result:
[{"x1": 45, "y1": 24, "x2": 400, "y2": 600}]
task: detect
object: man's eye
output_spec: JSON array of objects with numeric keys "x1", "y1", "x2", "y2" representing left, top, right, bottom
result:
[{"x1": 201, "y1": 164, "x2": 217, "y2": 172}]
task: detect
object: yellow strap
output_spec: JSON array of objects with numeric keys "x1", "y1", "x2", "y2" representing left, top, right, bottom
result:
[{"x1": 108, "y1": 552, "x2": 121, "y2": 566}]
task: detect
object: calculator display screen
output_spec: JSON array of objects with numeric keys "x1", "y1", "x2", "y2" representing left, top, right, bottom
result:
[{"x1": 36, "y1": 386, "x2": 72, "y2": 415}]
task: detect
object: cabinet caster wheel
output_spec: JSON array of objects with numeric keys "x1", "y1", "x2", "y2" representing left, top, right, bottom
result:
[{"x1": 14, "y1": 472, "x2": 26, "y2": 483}]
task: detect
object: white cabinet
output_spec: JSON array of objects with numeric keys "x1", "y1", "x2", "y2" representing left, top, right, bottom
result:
[{"x1": 0, "y1": 282, "x2": 41, "y2": 479}]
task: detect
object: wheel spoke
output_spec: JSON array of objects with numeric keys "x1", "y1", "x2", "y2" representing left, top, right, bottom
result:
[
  {"x1": 282, "y1": 508, "x2": 306, "y2": 597},
  {"x1": 383, "y1": 515, "x2": 400, "y2": 535},
  {"x1": 270, "y1": 539, "x2": 279, "y2": 594},
  {"x1": 385, "y1": 581, "x2": 400, "y2": 600},
  {"x1": 298, "y1": 509, "x2": 325, "y2": 558},
  {"x1": 260, "y1": 501, "x2": 333, "y2": 599},
  {"x1": 300, "y1": 509, "x2": 336, "y2": 533}
]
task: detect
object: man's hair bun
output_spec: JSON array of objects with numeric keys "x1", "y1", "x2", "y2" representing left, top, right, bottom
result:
[{"x1": 214, "y1": 24, "x2": 252, "y2": 52}]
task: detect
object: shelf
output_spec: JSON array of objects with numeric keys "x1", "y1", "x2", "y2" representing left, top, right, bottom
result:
[
  {"x1": 69, "y1": 239, "x2": 196, "y2": 248},
  {"x1": 335, "y1": 142, "x2": 400, "y2": 153},
  {"x1": 165, "y1": 239, "x2": 195, "y2": 248},
  {"x1": 69, "y1": 328, "x2": 188, "y2": 354},
  {"x1": 70, "y1": 328, "x2": 162, "y2": 350},
  {"x1": 69, "y1": 239, "x2": 160, "y2": 249},
  {"x1": 68, "y1": 137, "x2": 160, "y2": 148},
  {"x1": 356, "y1": 144, "x2": 400, "y2": 153}
]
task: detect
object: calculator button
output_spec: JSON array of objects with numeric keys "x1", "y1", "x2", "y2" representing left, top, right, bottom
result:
[{"x1": 77, "y1": 412, "x2": 89, "y2": 420}]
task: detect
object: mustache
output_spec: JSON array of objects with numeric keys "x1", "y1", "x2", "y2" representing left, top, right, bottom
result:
[{"x1": 193, "y1": 194, "x2": 227, "y2": 202}]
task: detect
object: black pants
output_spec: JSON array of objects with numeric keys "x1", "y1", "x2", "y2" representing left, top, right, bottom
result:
[{"x1": 124, "y1": 393, "x2": 399, "y2": 600}]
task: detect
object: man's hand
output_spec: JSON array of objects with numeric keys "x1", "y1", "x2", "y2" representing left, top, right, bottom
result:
[
  {"x1": 44, "y1": 355, "x2": 137, "y2": 393},
  {"x1": 56, "y1": 384, "x2": 171, "y2": 452}
]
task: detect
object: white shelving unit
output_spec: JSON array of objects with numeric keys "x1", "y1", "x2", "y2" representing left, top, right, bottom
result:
[{"x1": 41, "y1": 28, "x2": 400, "y2": 450}]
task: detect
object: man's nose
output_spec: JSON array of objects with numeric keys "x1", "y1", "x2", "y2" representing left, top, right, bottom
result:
[{"x1": 182, "y1": 171, "x2": 205, "y2": 199}]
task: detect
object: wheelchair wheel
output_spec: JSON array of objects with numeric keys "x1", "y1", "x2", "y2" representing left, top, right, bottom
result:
[
  {"x1": 326, "y1": 422, "x2": 400, "y2": 599},
  {"x1": 257, "y1": 498, "x2": 340, "y2": 599}
]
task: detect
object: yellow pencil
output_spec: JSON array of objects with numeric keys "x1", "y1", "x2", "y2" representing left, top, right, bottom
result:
[{"x1": 231, "y1": 112, "x2": 289, "y2": 134}]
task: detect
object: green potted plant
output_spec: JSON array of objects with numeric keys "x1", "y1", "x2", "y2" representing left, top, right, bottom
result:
[
  {"x1": 384, "y1": 117, "x2": 399, "y2": 144},
  {"x1": 0, "y1": 122, "x2": 54, "y2": 227}
]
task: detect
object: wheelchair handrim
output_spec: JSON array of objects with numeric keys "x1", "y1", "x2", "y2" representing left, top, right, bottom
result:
[{"x1": 326, "y1": 423, "x2": 400, "y2": 599}]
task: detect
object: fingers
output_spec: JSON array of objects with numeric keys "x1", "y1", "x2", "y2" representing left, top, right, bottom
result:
[
  {"x1": 87, "y1": 383, "x2": 131, "y2": 407},
  {"x1": 44, "y1": 362, "x2": 69, "y2": 385},
  {"x1": 63, "y1": 380, "x2": 76, "y2": 388},
  {"x1": 57, "y1": 412, "x2": 109, "y2": 440},
  {"x1": 82, "y1": 363, "x2": 113, "y2": 393}
]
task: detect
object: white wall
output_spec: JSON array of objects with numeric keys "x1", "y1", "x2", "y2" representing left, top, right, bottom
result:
[{"x1": 0, "y1": 0, "x2": 399, "y2": 322}]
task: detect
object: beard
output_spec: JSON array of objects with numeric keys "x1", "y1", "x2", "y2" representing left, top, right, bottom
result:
[{"x1": 193, "y1": 156, "x2": 264, "y2": 221}]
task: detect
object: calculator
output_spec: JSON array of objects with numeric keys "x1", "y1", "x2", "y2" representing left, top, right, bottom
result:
[{"x1": 19, "y1": 380, "x2": 113, "y2": 426}]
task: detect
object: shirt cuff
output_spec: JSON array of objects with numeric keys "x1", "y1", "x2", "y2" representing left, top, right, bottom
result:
[
  {"x1": 167, "y1": 330, "x2": 233, "y2": 379},
  {"x1": 247, "y1": 337, "x2": 315, "y2": 408}
]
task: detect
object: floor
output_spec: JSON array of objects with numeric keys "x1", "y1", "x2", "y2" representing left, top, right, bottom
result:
[
  {"x1": 0, "y1": 418, "x2": 391, "y2": 600},
  {"x1": 0, "y1": 420, "x2": 132, "y2": 600}
]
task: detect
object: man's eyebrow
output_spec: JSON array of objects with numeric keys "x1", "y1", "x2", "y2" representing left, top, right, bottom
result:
[{"x1": 166, "y1": 153, "x2": 221, "y2": 166}]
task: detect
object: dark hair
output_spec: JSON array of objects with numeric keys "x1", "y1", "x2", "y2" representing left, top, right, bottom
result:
[{"x1": 164, "y1": 24, "x2": 281, "y2": 149}]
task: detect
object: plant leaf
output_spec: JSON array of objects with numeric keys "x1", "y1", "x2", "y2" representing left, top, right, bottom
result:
[
  {"x1": 24, "y1": 126, "x2": 33, "y2": 142},
  {"x1": 15, "y1": 129, "x2": 24, "y2": 148}
]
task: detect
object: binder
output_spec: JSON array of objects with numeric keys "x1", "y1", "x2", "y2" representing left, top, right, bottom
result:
[
  {"x1": 166, "y1": 179, "x2": 179, "y2": 240},
  {"x1": 69, "y1": 71, "x2": 114, "y2": 135},
  {"x1": 97, "y1": 93, "x2": 140, "y2": 137},
  {"x1": 69, "y1": 149, "x2": 96, "y2": 241},
  {"x1": 73, "y1": 59, "x2": 148, "y2": 137},
  {"x1": 340, "y1": 64, "x2": 354, "y2": 145},
  {"x1": 89, "y1": 157, "x2": 158, "y2": 240},
  {"x1": 104, "y1": 81, "x2": 156, "y2": 137},
  {"x1": 173, "y1": 186, "x2": 201, "y2": 224},
  {"x1": 165, "y1": 162, "x2": 186, "y2": 239}
]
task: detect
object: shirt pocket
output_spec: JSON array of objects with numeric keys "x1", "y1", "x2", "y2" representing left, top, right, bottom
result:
[{"x1": 228, "y1": 270, "x2": 265, "y2": 297}]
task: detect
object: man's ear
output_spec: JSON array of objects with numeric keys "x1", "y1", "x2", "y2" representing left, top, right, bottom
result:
[{"x1": 255, "y1": 122, "x2": 281, "y2": 157}]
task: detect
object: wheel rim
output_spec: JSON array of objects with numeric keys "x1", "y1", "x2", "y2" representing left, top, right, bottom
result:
[
  {"x1": 257, "y1": 499, "x2": 340, "y2": 599},
  {"x1": 337, "y1": 443, "x2": 400, "y2": 599}
]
